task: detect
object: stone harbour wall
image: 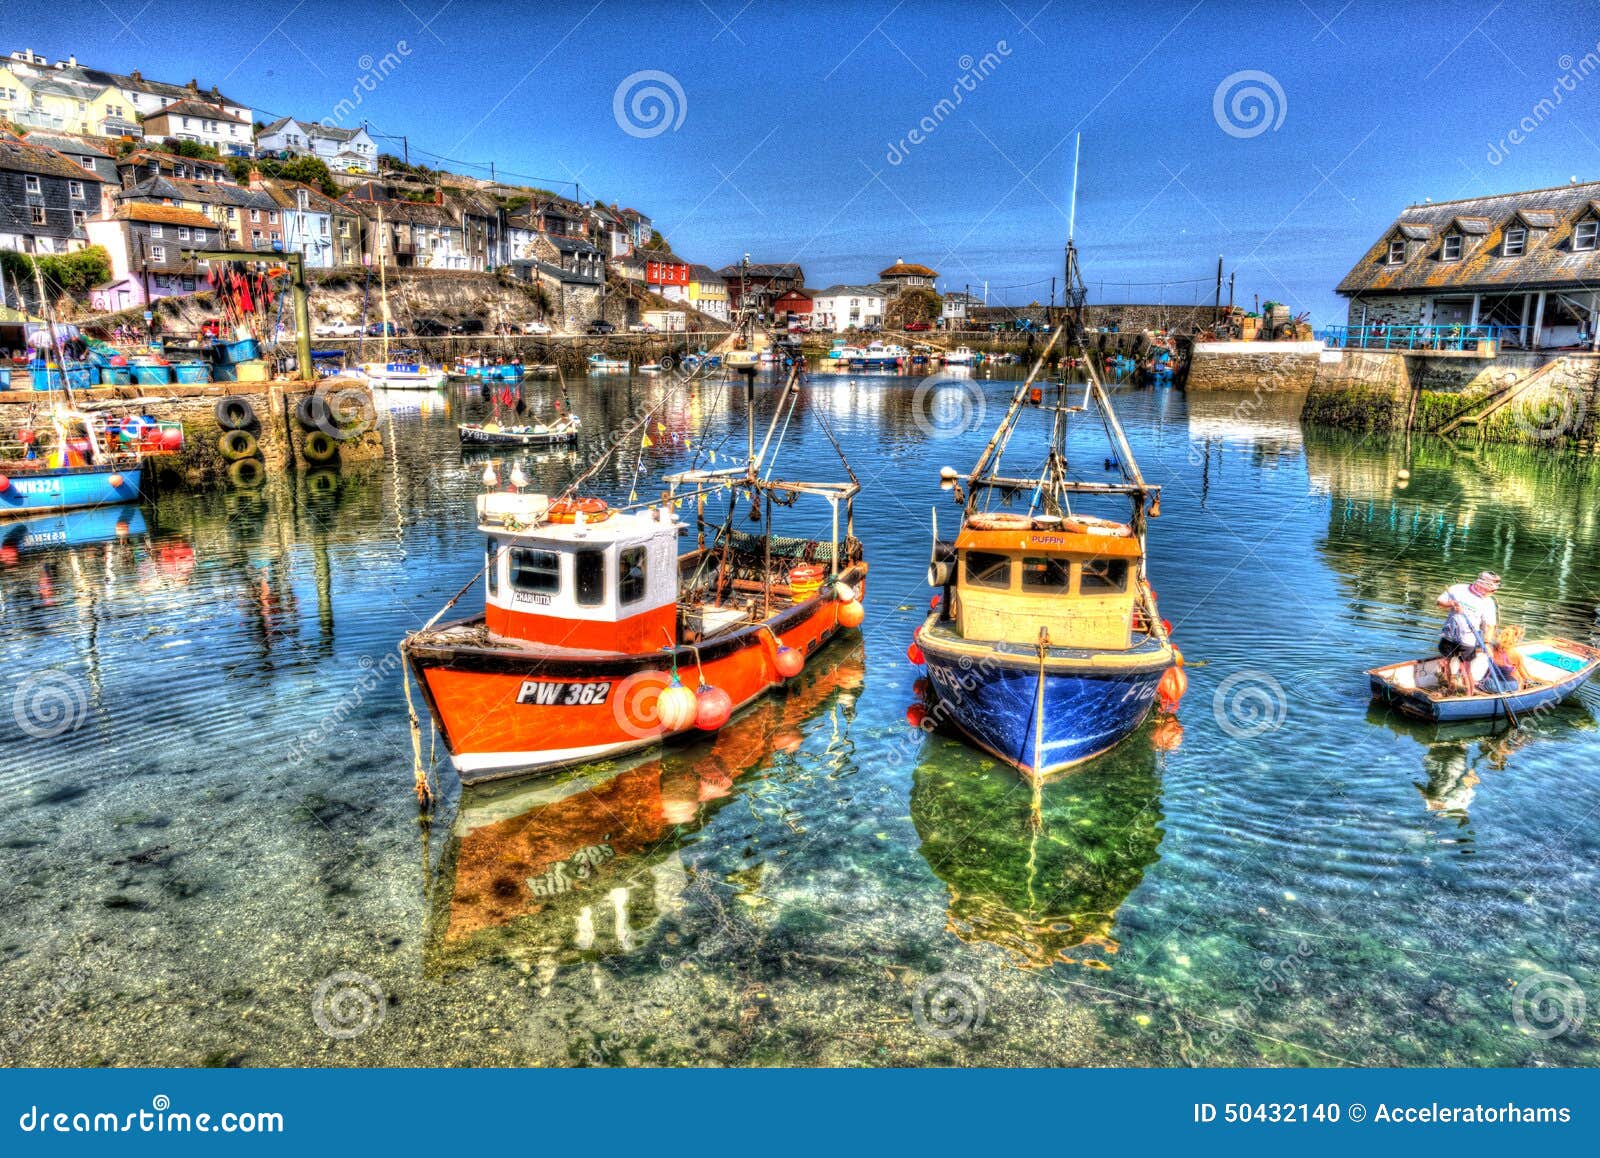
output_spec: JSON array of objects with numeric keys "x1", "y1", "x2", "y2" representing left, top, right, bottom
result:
[{"x1": 0, "y1": 380, "x2": 385, "y2": 490}]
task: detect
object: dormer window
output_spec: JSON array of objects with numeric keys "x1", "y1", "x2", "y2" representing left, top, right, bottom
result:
[
  {"x1": 1575, "y1": 219, "x2": 1599, "y2": 251},
  {"x1": 1504, "y1": 227, "x2": 1527, "y2": 257},
  {"x1": 1387, "y1": 239, "x2": 1407, "y2": 265},
  {"x1": 1442, "y1": 234, "x2": 1463, "y2": 261}
]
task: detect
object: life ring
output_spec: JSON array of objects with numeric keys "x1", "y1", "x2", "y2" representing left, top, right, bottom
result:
[
  {"x1": 966, "y1": 511, "x2": 1033, "y2": 531},
  {"x1": 1060, "y1": 515, "x2": 1132, "y2": 537},
  {"x1": 217, "y1": 430, "x2": 258, "y2": 460},
  {"x1": 214, "y1": 396, "x2": 256, "y2": 430},
  {"x1": 302, "y1": 430, "x2": 338, "y2": 463},
  {"x1": 227, "y1": 457, "x2": 264, "y2": 488},
  {"x1": 547, "y1": 496, "x2": 610, "y2": 524}
]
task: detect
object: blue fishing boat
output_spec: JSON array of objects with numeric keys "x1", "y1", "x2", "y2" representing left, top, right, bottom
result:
[
  {"x1": 0, "y1": 461, "x2": 143, "y2": 517},
  {"x1": 462, "y1": 360, "x2": 524, "y2": 383},
  {"x1": 1367, "y1": 637, "x2": 1599, "y2": 723},
  {"x1": 915, "y1": 220, "x2": 1182, "y2": 779}
]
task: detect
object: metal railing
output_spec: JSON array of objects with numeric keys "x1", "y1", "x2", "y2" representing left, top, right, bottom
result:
[{"x1": 1321, "y1": 323, "x2": 1520, "y2": 351}]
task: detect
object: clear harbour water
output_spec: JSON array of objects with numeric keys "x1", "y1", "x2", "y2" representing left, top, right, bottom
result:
[{"x1": 2, "y1": 366, "x2": 1598, "y2": 1067}]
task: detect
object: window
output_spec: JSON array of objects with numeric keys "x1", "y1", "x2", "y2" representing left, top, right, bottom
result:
[
  {"x1": 250, "y1": 209, "x2": 260, "y2": 222},
  {"x1": 1079, "y1": 558, "x2": 1129, "y2": 593},
  {"x1": 1387, "y1": 239, "x2": 1406, "y2": 264},
  {"x1": 510, "y1": 548, "x2": 561, "y2": 593},
  {"x1": 149, "y1": 224, "x2": 162, "y2": 238},
  {"x1": 150, "y1": 244, "x2": 165, "y2": 262},
  {"x1": 226, "y1": 207, "x2": 236, "y2": 220},
  {"x1": 268, "y1": 211, "x2": 278, "y2": 224},
  {"x1": 1441, "y1": 234, "x2": 1462, "y2": 261},
  {"x1": 964, "y1": 550, "x2": 1012, "y2": 590},
  {"x1": 68, "y1": 180, "x2": 84, "y2": 199},
  {"x1": 575, "y1": 550, "x2": 605, "y2": 607},
  {"x1": 24, "y1": 174, "x2": 40, "y2": 193},
  {"x1": 1504, "y1": 227, "x2": 1527, "y2": 256},
  {"x1": 485, "y1": 538, "x2": 499, "y2": 597},
  {"x1": 196, "y1": 230, "x2": 207, "y2": 244},
  {"x1": 70, "y1": 209, "x2": 85, "y2": 227},
  {"x1": 619, "y1": 547, "x2": 647, "y2": 604},
  {"x1": 29, "y1": 206, "x2": 45, "y2": 225},
  {"x1": 1575, "y1": 219, "x2": 1599, "y2": 251},
  {"x1": 177, "y1": 227, "x2": 190, "y2": 240},
  {"x1": 1021, "y1": 556, "x2": 1071, "y2": 592}
]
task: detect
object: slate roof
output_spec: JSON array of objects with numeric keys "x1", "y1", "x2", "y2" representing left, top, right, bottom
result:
[
  {"x1": 813, "y1": 284, "x2": 885, "y2": 297},
  {"x1": 718, "y1": 262, "x2": 801, "y2": 280},
  {"x1": 879, "y1": 260, "x2": 938, "y2": 278},
  {"x1": 1337, "y1": 181, "x2": 1600, "y2": 296},
  {"x1": 21, "y1": 131, "x2": 111, "y2": 159},
  {"x1": 0, "y1": 136, "x2": 106, "y2": 181},
  {"x1": 147, "y1": 98, "x2": 249, "y2": 126}
]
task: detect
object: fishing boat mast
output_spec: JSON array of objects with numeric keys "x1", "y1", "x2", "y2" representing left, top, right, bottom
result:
[{"x1": 955, "y1": 135, "x2": 1158, "y2": 552}]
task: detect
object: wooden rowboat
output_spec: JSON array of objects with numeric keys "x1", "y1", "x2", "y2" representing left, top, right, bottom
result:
[
  {"x1": 1367, "y1": 636, "x2": 1599, "y2": 722},
  {"x1": 458, "y1": 417, "x2": 580, "y2": 447}
]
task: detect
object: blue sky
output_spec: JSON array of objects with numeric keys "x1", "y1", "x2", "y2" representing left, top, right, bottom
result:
[{"x1": 14, "y1": 0, "x2": 1600, "y2": 321}]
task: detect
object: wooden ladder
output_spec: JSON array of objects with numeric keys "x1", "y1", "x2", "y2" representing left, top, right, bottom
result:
[{"x1": 1434, "y1": 359, "x2": 1562, "y2": 436}]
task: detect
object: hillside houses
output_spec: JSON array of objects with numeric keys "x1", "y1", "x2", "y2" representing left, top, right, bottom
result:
[
  {"x1": 0, "y1": 132, "x2": 108, "y2": 254},
  {"x1": 256, "y1": 118, "x2": 378, "y2": 174}
]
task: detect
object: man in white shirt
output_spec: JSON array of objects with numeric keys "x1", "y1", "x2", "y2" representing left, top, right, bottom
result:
[{"x1": 1435, "y1": 571, "x2": 1502, "y2": 694}]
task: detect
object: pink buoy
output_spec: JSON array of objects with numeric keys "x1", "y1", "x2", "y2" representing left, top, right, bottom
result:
[
  {"x1": 695, "y1": 684, "x2": 733, "y2": 730},
  {"x1": 774, "y1": 645, "x2": 804, "y2": 679}
]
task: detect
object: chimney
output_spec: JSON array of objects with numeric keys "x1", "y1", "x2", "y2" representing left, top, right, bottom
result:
[
  {"x1": 248, "y1": 166, "x2": 263, "y2": 186},
  {"x1": 187, "y1": 79, "x2": 198, "y2": 94},
  {"x1": 130, "y1": 69, "x2": 141, "y2": 81}
]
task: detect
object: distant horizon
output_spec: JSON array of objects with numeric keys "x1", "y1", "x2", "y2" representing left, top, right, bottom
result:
[{"x1": 11, "y1": 0, "x2": 1600, "y2": 322}]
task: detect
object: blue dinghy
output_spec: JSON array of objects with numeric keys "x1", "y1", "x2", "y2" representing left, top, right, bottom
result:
[{"x1": 1367, "y1": 637, "x2": 1599, "y2": 723}]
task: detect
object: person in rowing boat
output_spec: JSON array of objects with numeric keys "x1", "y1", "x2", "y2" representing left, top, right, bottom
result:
[{"x1": 1435, "y1": 571, "x2": 1501, "y2": 696}]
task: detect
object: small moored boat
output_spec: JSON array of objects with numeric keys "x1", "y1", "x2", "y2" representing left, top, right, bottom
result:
[
  {"x1": 587, "y1": 353, "x2": 630, "y2": 373},
  {"x1": 458, "y1": 415, "x2": 581, "y2": 447},
  {"x1": 1368, "y1": 637, "x2": 1599, "y2": 722}
]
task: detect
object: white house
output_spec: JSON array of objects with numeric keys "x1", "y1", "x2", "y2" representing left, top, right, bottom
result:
[
  {"x1": 811, "y1": 285, "x2": 885, "y2": 332},
  {"x1": 258, "y1": 178, "x2": 341, "y2": 268},
  {"x1": 141, "y1": 98, "x2": 253, "y2": 155},
  {"x1": 4, "y1": 51, "x2": 253, "y2": 141},
  {"x1": 257, "y1": 118, "x2": 379, "y2": 174}
]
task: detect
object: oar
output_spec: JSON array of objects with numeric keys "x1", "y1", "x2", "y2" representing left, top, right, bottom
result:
[{"x1": 1467, "y1": 616, "x2": 1519, "y2": 731}]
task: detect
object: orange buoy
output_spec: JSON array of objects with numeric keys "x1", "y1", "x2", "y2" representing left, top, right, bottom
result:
[
  {"x1": 657, "y1": 680, "x2": 698, "y2": 731},
  {"x1": 1157, "y1": 665, "x2": 1187, "y2": 713},
  {"x1": 1161, "y1": 617, "x2": 1174, "y2": 636},
  {"x1": 907, "y1": 641, "x2": 925, "y2": 665},
  {"x1": 906, "y1": 703, "x2": 927, "y2": 728},
  {"x1": 546, "y1": 496, "x2": 611, "y2": 524},
  {"x1": 912, "y1": 676, "x2": 930, "y2": 698},
  {"x1": 108, "y1": 473, "x2": 124, "y2": 489},
  {"x1": 774, "y1": 644, "x2": 804, "y2": 679},
  {"x1": 838, "y1": 599, "x2": 865, "y2": 628},
  {"x1": 0, "y1": 474, "x2": 9, "y2": 491},
  {"x1": 929, "y1": 594, "x2": 941, "y2": 609},
  {"x1": 695, "y1": 684, "x2": 733, "y2": 730},
  {"x1": 1172, "y1": 646, "x2": 1185, "y2": 668}
]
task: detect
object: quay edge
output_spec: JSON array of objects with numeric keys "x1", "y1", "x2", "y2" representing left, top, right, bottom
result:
[{"x1": 0, "y1": 380, "x2": 386, "y2": 491}]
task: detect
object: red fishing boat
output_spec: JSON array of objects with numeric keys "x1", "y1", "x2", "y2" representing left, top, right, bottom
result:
[{"x1": 402, "y1": 365, "x2": 867, "y2": 787}]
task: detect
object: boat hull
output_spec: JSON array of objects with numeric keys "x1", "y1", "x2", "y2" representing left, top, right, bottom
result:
[
  {"x1": 0, "y1": 463, "x2": 142, "y2": 517},
  {"x1": 920, "y1": 622, "x2": 1169, "y2": 777},
  {"x1": 405, "y1": 567, "x2": 866, "y2": 784},
  {"x1": 1368, "y1": 642, "x2": 1598, "y2": 722},
  {"x1": 458, "y1": 424, "x2": 578, "y2": 447}
]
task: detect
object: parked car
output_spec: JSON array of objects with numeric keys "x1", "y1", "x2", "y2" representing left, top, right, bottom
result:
[
  {"x1": 365, "y1": 321, "x2": 404, "y2": 337},
  {"x1": 314, "y1": 320, "x2": 362, "y2": 337},
  {"x1": 411, "y1": 317, "x2": 449, "y2": 336},
  {"x1": 903, "y1": 320, "x2": 932, "y2": 332},
  {"x1": 587, "y1": 320, "x2": 616, "y2": 335},
  {"x1": 520, "y1": 320, "x2": 552, "y2": 335},
  {"x1": 450, "y1": 318, "x2": 486, "y2": 335},
  {"x1": 627, "y1": 323, "x2": 657, "y2": 333}
]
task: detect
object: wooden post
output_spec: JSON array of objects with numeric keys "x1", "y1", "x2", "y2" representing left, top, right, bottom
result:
[{"x1": 1531, "y1": 291, "x2": 1548, "y2": 350}]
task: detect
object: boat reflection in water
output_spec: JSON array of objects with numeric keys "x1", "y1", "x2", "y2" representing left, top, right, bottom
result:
[
  {"x1": 1366, "y1": 700, "x2": 1598, "y2": 835},
  {"x1": 424, "y1": 643, "x2": 864, "y2": 976},
  {"x1": 910, "y1": 731, "x2": 1164, "y2": 970}
]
